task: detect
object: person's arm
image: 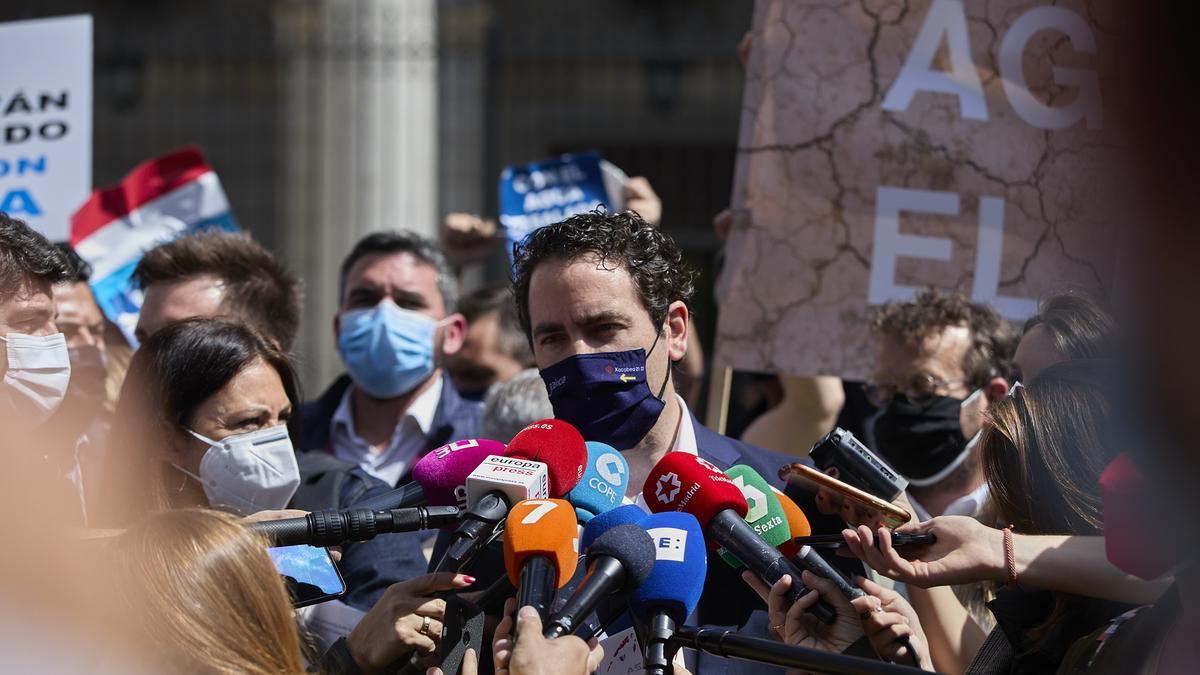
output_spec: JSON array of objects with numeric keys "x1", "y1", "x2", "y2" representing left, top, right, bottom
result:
[
  {"x1": 742, "y1": 375, "x2": 845, "y2": 457},
  {"x1": 904, "y1": 585, "x2": 984, "y2": 674},
  {"x1": 841, "y1": 518, "x2": 1170, "y2": 605}
]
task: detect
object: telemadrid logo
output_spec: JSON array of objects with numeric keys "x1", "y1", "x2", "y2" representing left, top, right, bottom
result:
[{"x1": 655, "y1": 472, "x2": 681, "y2": 503}]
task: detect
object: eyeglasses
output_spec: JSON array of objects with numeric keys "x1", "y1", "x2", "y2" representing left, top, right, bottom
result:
[{"x1": 863, "y1": 374, "x2": 965, "y2": 407}]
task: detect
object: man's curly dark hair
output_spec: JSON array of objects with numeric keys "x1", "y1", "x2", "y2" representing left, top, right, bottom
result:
[
  {"x1": 872, "y1": 288, "x2": 1016, "y2": 389},
  {"x1": 512, "y1": 210, "x2": 697, "y2": 341}
]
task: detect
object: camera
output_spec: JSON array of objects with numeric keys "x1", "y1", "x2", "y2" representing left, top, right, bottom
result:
[{"x1": 808, "y1": 427, "x2": 907, "y2": 501}]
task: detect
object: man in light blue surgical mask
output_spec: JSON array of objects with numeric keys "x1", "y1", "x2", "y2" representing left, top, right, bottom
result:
[
  {"x1": 0, "y1": 214, "x2": 78, "y2": 516},
  {"x1": 301, "y1": 231, "x2": 483, "y2": 487}
]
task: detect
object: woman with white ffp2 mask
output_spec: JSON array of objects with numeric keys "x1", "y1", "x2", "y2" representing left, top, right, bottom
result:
[{"x1": 99, "y1": 318, "x2": 302, "y2": 523}]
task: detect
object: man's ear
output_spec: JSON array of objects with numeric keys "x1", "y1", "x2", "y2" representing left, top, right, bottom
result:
[
  {"x1": 332, "y1": 313, "x2": 341, "y2": 346},
  {"x1": 983, "y1": 376, "x2": 1010, "y2": 404},
  {"x1": 665, "y1": 301, "x2": 689, "y2": 363},
  {"x1": 439, "y1": 313, "x2": 467, "y2": 357}
]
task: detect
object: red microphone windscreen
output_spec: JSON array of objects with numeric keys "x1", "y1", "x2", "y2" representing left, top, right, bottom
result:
[
  {"x1": 412, "y1": 439, "x2": 506, "y2": 507},
  {"x1": 771, "y1": 486, "x2": 812, "y2": 558},
  {"x1": 643, "y1": 452, "x2": 748, "y2": 527},
  {"x1": 505, "y1": 419, "x2": 586, "y2": 497},
  {"x1": 503, "y1": 498, "x2": 580, "y2": 588}
]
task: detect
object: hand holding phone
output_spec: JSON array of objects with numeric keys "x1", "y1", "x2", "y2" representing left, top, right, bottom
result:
[
  {"x1": 791, "y1": 532, "x2": 937, "y2": 549},
  {"x1": 779, "y1": 463, "x2": 913, "y2": 530}
]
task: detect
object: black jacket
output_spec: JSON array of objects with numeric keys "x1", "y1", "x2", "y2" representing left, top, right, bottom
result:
[
  {"x1": 300, "y1": 373, "x2": 483, "y2": 478},
  {"x1": 297, "y1": 373, "x2": 484, "y2": 610}
]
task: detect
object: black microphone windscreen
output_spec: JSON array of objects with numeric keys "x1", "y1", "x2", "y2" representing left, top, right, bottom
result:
[{"x1": 586, "y1": 523, "x2": 657, "y2": 590}]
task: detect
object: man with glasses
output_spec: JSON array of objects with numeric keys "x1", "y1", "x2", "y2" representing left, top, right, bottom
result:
[{"x1": 864, "y1": 289, "x2": 1015, "y2": 521}]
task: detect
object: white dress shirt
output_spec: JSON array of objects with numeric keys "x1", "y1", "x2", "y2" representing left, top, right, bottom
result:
[{"x1": 329, "y1": 377, "x2": 442, "y2": 485}]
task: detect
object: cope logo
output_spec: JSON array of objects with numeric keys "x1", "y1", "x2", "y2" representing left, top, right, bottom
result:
[
  {"x1": 655, "y1": 472, "x2": 681, "y2": 503},
  {"x1": 596, "y1": 453, "x2": 625, "y2": 486},
  {"x1": 732, "y1": 476, "x2": 768, "y2": 522},
  {"x1": 646, "y1": 527, "x2": 688, "y2": 562}
]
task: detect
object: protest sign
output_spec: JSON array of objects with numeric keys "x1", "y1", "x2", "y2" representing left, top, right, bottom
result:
[
  {"x1": 70, "y1": 146, "x2": 238, "y2": 344},
  {"x1": 715, "y1": 0, "x2": 1118, "y2": 379},
  {"x1": 0, "y1": 15, "x2": 92, "y2": 241},
  {"x1": 499, "y1": 151, "x2": 626, "y2": 259}
]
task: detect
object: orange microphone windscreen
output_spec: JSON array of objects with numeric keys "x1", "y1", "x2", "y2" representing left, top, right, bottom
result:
[
  {"x1": 772, "y1": 486, "x2": 812, "y2": 558},
  {"x1": 503, "y1": 498, "x2": 580, "y2": 588}
]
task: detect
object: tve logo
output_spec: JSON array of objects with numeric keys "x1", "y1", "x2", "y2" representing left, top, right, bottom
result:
[{"x1": 646, "y1": 527, "x2": 688, "y2": 563}]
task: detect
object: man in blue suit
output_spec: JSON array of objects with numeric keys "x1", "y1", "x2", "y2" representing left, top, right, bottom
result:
[{"x1": 511, "y1": 210, "x2": 856, "y2": 673}]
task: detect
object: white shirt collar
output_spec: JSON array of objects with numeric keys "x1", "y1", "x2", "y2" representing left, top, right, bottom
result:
[
  {"x1": 632, "y1": 395, "x2": 696, "y2": 512},
  {"x1": 329, "y1": 377, "x2": 443, "y2": 484}
]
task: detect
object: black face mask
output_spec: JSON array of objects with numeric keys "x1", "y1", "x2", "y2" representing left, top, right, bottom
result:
[{"x1": 871, "y1": 392, "x2": 977, "y2": 487}]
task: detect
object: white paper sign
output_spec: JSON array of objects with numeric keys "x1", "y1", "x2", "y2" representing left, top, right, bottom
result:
[{"x1": 0, "y1": 15, "x2": 92, "y2": 240}]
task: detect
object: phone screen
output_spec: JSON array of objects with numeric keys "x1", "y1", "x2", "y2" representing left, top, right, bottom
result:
[{"x1": 268, "y1": 544, "x2": 346, "y2": 608}]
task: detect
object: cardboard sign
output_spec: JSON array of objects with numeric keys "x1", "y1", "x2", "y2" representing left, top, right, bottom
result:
[
  {"x1": 0, "y1": 15, "x2": 92, "y2": 240},
  {"x1": 715, "y1": 0, "x2": 1118, "y2": 379},
  {"x1": 70, "y1": 146, "x2": 238, "y2": 344},
  {"x1": 499, "y1": 151, "x2": 626, "y2": 259}
]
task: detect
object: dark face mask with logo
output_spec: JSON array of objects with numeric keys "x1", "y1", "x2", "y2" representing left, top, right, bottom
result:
[
  {"x1": 538, "y1": 333, "x2": 670, "y2": 451},
  {"x1": 871, "y1": 391, "x2": 980, "y2": 487}
]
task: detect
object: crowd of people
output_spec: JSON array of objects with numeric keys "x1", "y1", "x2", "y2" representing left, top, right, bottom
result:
[
  {"x1": 0, "y1": 196, "x2": 1193, "y2": 674},
  {"x1": 2, "y1": 5, "x2": 1199, "y2": 671}
]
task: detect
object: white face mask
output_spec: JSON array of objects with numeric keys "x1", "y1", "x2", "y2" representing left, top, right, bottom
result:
[
  {"x1": 175, "y1": 424, "x2": 301, "y2": 516},
  {"x1": 0, "y1": 332, "x2": 71, "y2": 426}
]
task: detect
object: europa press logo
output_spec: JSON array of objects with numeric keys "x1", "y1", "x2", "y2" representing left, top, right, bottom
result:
[{"x1": 655, "y1": 472, "x2": 681, "y2": 503}]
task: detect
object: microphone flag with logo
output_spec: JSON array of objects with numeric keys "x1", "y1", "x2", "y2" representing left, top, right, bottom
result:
[{"x1": 566, "y1": 441, "x2": 629, "y2": 522}]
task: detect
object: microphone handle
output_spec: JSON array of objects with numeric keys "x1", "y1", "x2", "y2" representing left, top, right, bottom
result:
[
  {"x1": 252, "y1": 506, "x2": 461, "y2": 547},
  {"x1": 671, "y1": 625, "x2": 931, "y2": 675},
  {"x1": 434, "y1": 492, "x2": 509, "y2": 573},
  {"x1": 515, "y1": 556, "x2": 557, "y2": 636},
  {"x1": 707, "y1": 510, "x2": 836, "y2": 624},
  {"x1": 793, "y1": 545, "x2": 865, "y2": 600},
  {"x1": 642, "y1": 610, "x2": 676, "y2": 675},
  {"x1": 544, "y1": 556, "x2": 625, "y2": 639},
  {"x1": 793, "y1": 546, "x2": 920, "y2": 668}
]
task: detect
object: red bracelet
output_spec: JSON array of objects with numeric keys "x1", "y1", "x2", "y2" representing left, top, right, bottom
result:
[{"x1": 1003, "y1": 525, "x2": 1018, "y2": 585}]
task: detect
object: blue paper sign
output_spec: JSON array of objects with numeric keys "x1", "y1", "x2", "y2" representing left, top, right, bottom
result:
[{"x1": 498, "y1": 151, "x2": 623, "y2": 261}]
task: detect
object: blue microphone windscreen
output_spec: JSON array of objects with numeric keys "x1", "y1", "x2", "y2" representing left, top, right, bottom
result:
[
  {"x1": 587, "y1": 523, "x2": 657, "y2": 590},
  {"x1": 566, "y1": 442, "x2": 630, "y2": 521},
  {"x1": 580, "y1": 503, "x2": 644, "y2": 553},
  {"x1": 630, "y1": 511, "x2": 706, "y2": 624}
]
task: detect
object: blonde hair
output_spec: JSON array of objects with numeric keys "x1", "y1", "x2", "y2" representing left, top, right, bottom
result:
[{"x1": 111, "y1": 509, "x2": 306, "y2": 674}]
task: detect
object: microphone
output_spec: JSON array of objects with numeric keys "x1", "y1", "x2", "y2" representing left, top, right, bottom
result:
[
  {"x1": 628, "y1": 511, "x2": 707, "y2": 675},
  {"x1": 565, "y1": 442, "x2": 630, "y2": 522},
  {"x1": 250, "y1": 506, "x2": 461, "y2": 547},
  {"x1": 579, "y1": 504, "x2": 646, "y2": 553},
  {"x1": 772, "y1": 485, "x2": 811, "y2": 559},
  {"x1": 670, "y1": 625, "x2": 927, "y2": 674},
  {"x1": 505, "y1": 419, "x2": 588, "y2": 496},
  {"x1": 772, "y1": 490, "x2": 920, "y2": 667},
  {"x1": 717, "y1": 465, "x2": 791, "y2": 568},
  {"x1": 544, "y1": 523, "x2": 656, "y2": 639},
  {"x1": 643, "y1": 453, "x2": 835, "y2": 624},
  {"x1": 502, "y1": 498, "x2": 579, "y2": 623},
  {"x1": 438, "y1": 421, "x2": 587, "y2": 572},
  {"x1": 771, "y1": 490, "x2": 862, "y2": 600},
  {"x1": 353, "y1": 439, "x2": 504, "y2": 511}
]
